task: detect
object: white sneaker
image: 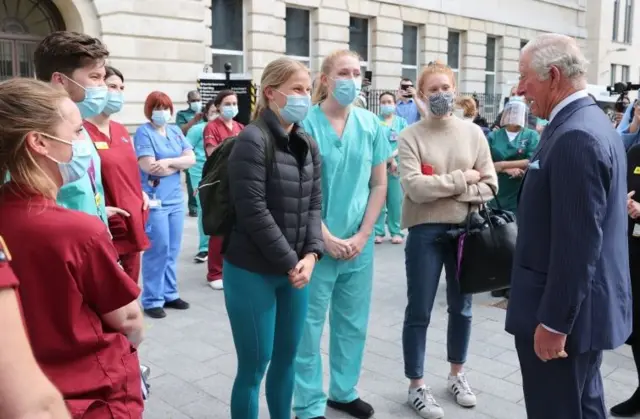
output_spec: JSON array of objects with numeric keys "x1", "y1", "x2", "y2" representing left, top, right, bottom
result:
[
  {"x1": 408, "y1": 385, "x2": 444, "y2": 419},
  {"x1": 448, "y1": 373, "x2": 477, "y2": 407},
  {"x1": 209, "y1": 279, "x2": 223, "y2": 290}
]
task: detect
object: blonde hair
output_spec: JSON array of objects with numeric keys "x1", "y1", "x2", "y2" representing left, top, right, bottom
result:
[
  {"x1": 252, "y1": 57, "x2": 309, "y2": 121},
  {"x1": 0, "y1": 78, "x2": 69, "y2": 199},
  {"x1": 455, "y1": 96, "x2": 477, "y2": 118},
  {"x1": 417, "y1": 60, "x2": 456, "y2": 97},
  {"x1": 312, "y1": 49, "x2": 361, "y2": 105}
]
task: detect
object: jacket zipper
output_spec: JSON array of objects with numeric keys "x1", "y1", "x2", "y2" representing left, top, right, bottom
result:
[{"x1": 294, "y1": 153, "x2": 303, "y2": 254}]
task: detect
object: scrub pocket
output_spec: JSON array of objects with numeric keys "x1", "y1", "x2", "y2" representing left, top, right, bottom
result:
[{"x1": 66, "y1": 399, "x2": 114, "y2": 419}]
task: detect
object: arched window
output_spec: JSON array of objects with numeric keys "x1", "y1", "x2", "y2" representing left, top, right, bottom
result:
[{"x1": 0, "y1": 0, "x2": 65, "y2": 80}]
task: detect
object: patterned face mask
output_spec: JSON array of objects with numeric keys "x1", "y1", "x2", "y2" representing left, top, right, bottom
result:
[{"x1": 427, "y1": 91, "x2": 455, "y2": 117}]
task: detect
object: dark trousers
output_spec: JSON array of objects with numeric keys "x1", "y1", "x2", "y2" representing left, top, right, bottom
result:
[
  {"x1": 185, "y1": 170, "x2": 197, "y2": 213},
  {"x1": 515, "y1": 337, "x2": 606, "y2": 419}
]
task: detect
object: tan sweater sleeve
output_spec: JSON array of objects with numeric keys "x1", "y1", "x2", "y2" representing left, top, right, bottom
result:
[
  {"x1": 456, "y1": 127, "x2": 499, "y2": 204},
  {"x1": 398, "y1": 131, "x2": 468, "y2": 204}
]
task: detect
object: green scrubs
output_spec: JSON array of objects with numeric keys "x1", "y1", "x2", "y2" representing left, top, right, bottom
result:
[
  {"x1": 488, "y1": 127, "x2": 540, "y2": 212},
  {"x1": 294, "y1": 105, "x2": 391, "y2": 419},
  {"x1": 186, "y1": 121, "x2": 209, "y2": 252},
  {"x1": 375, "y1": 115, "x2": 408, "y2": 238},
  {"x1": 56, "y1": 128, "x2": 108, "y2": 225}
]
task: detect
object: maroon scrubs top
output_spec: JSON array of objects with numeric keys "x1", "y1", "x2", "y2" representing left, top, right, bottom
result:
[
  {"x1": 84, "y1": 121, "x2": 150, "y2": 255},
  {"x1": 203, "y1": 118, "x2": 244, "y2": 150},
  {"x1": 0, "y1": 185, "x2": 144, "y2": 419}
]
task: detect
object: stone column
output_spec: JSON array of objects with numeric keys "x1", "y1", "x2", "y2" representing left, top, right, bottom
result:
[
  {"x1": 95, "y1": 0, "x2": 208, "y2": 129},
  {"x1": 312, "y1": 0, "x2": 349, "y2": 74},
  {"x1": 245, "y1": 0, "x2": 286, "y2": 81},
  {"x1": 423, "y1": 11, "x2": 449, "y2": 69},
  {"x1": 371, "y1": 3, "x2": 403, "y2": 89},
  {"x1": 460, "y1": 21, "x2": 487, "y2": 94}
]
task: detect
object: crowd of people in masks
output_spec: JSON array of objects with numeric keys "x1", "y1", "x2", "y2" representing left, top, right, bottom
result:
[{"x1": 2, "y1": 28, "x2": 640, "y2": 419}]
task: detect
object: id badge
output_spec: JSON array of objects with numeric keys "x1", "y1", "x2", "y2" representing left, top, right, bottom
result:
[
  {"x1": 633, "y1": 224, "x2": 640, "y2": 237},
  {"x1": 148, "y1": 199, "x2": 162, "y2": 209}
]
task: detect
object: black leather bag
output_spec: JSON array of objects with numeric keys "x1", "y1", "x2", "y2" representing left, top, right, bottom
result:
[{"x1": 455, "y1": 189, "x2": 518, "y2": 294}]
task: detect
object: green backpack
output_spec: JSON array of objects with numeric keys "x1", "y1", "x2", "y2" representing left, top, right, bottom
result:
[{"x1": 198, "y1": 118, "x2": 274, "y2": 236}]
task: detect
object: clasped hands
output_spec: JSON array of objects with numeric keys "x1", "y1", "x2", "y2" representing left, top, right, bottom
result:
[
  {"x1": 628, "y1": 191, "x2": 640, "y2": 219},
  {"x1": 287, "y1": 253, "x2": 317, "y2": 289},
  {"x1": 325, "y1": 231, "x2": 368, "y2": 261}
]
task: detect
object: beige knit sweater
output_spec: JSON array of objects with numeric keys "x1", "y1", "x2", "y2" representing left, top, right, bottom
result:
[{"x1": 398, "y1": 116, "x2": 498, "y2": 229}]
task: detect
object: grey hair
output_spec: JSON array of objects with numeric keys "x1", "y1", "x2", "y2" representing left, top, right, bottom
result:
[{"x1": 522, "y1": 34, "x2": 588, "y2": 88}]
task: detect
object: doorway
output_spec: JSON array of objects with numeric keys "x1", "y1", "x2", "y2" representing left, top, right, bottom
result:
[{"x1": 0, "y1": 0, "x2": 65, "y2": 81}]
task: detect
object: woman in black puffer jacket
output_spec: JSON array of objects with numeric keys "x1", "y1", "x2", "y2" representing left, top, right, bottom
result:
[{"x1": 222, "y1": 57, "x2": 323, "y2": 419}]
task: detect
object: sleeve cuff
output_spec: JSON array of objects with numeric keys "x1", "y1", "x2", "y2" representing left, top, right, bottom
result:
[
  {"x1": 451, "y1": 170, "x2": 468, "y2": 194},
  {"x1": 541, "y1": 324, "x2": 566, "y2": 335}
]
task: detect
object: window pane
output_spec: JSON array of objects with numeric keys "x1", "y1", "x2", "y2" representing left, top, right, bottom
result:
[
  {"x1": 520, "y1": 39, "x2": 529, "y2": 50},
  {"x1": 611, "y1": 64, "x2": 617, "y2": 85},
  {"x1": 286, "y1": 8, "x2": 310, "y2": 57},
  {"x1": 212, "y1": 54, "x2": 244, "y2": 74},
  {"x1": 448, "y1": 31, "x2": 460, "y2": 69},
  {"x1": 485, "y1": 73, "x2": 495, "y2": 95},
  {"x1": 402, "y1": 25, "x2": 418, "y2": 66},
  {"x1": 349, "y1": 17, "x2": 369, "y2": 61},
  {"x1": 402, "y1": 67, "x2": 417, "y2": 83},
  {"x1": 485, "y1": 37, "x2": 496, "y2": 72},
  {"x1": 622, "y1": 65, "x2": 630, "y2": 82},
  {"x1": 211, "y1": 0, "x2": 243, "y2": 51}
]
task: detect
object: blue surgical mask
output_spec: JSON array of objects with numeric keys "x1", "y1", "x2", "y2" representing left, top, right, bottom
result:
[
  {"x1": 332, "y1": 77, "x2": 362, "y2": 107},
  {"x1": 42, "y1": 133, "x2": 93, "y2": 185},
  {"x1": 380, "y1": 104, "x2": 396, "y2": 116},
  {"x1": 103, "y1": 91, "x2": 124, "y2": 115},
  {"x1": 189, "y1": 101, "x2": 202, "y2": 112},
  {"x1": 221, "y1": 105, "x2": 238, "y2": 120},
  {"x1": 62, "y1": 74, "x2": 108, "y2": 118},
  {"x1": 277, "y1": 93, "x2": 311, "y2": 124},
  {"x1": 152, "y1": 110, "x2": 172, "y2": 126}
]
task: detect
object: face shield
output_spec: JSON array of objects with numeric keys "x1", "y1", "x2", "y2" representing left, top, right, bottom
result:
[{"x1": 500, "y1": 97, "x2": 527, "y2": 128}]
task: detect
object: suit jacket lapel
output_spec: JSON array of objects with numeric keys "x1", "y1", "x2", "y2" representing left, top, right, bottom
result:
[{"x1": 516, "y1": 97, "x2": 596, "y2": 205}]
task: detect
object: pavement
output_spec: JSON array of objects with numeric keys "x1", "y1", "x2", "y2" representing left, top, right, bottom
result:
[{"x1": 140, "y1": 215, "x2": 638, "y2": 418}]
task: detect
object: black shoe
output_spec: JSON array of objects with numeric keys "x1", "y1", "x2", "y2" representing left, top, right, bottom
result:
[
  {"x1": 164, "y1": 298, "x2": 190, "y2": 310},
  {"x1": 327, "y1": 398, "x2": 374, "y2": 419},
  {"x1": 144, "y1": 307, "x2": 166, "y2": 318},
  {"x1": 193, "y1": 251, "x2": 208, "y2": 263},
  {"x1": 491, "y1": 289, "x2": 507, "y2": 298},
  {"x1": 611, "y1": 388, "x2": 640, "y2": 417},
  {"x1": 188, "y1": 210, "x2": 198, "y2": 217}
]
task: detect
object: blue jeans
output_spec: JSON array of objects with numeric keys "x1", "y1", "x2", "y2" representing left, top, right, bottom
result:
[
  {"x1": 402, "y1": 224, "x2": 473, "y2": 379},
  {"x1": 141, "y1": 203, "x2": 184, "y2": 309},
  {"x1": 224, "y1": 261, "x2": 309, "y2": 419}
]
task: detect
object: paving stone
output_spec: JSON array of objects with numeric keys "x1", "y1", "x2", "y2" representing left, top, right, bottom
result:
[{"x1": 138, "y1": 216, "x2": 638, "y2": 418}]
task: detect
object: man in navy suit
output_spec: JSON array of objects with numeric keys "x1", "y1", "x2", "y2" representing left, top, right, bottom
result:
[{"x1": 505, "y1": 33, "x2": 632, "y2": 418}]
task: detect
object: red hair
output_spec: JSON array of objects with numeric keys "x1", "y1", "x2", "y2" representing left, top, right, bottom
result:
[{"x1": 144, "y1": 91, "x2": 174, "y2": 120}]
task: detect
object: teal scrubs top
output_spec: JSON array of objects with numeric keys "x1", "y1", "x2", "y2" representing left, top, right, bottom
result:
[
  {"x1": 488, "y1": 127, "x2": 539, "y2": 212},
  {"x1": 56, "y1": 127, "x2": 108, "y2": 225},
  {"x1": 134, "y1": 123, "x2": 193, "y2": 206},
  {"x1": 379, "y1": 114, "x2": 408, "y2": 165},
  {"x1": 176, "y1": 109, "x2": 196, "y2": 127},
  {"x1": 186, "y1": 122, "x2": 207, "y2": 178},
  {"x1": 301, "y1": 105, "x2": 391, "y2": 239}
]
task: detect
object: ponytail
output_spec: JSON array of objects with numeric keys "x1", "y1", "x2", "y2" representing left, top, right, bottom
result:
[
  {"x1": 312, "y1": 74, "x2": 328, "y2": 105},
  {"x1": 251, "y1": 90, "x2": 267, "y2": 121}
]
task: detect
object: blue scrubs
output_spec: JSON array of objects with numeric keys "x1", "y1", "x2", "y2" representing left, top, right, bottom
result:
[
  {"x1": 135, "y1": 123, "x2": 193, "y2": 309},
  {"x1": 293, "y1": 105, "x2": 391, "y2": 418},
  {"x1": 186, "y1": 122, "x2": 209, "y2": 253},
  {"x1": 57, "y1": 128, "x2": 108, "y2": 226},
  {"x1": 374, "y1": 115, "x2": 408, "y2": 238}
]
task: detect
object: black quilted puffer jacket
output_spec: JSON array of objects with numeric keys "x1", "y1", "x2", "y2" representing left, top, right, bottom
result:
[{"x1": 224, "y1": 107, "x2": 324, "y2": 275}]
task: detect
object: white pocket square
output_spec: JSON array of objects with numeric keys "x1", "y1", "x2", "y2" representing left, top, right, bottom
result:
[{"x1": 529, "y1": 160, "x2": 540, "y2": 169}]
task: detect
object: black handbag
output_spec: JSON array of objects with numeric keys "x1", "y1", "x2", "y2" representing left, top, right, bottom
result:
[{"x1": 454, "y1": 189, "x2": 518, "y2": 294}]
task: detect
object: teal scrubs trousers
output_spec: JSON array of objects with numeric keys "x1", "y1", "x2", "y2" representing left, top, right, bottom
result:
[
  {"x1": 294, "y1": 105, "x2": 391, "y2": 418},
  {"x1": 186, "y1": 122, "x2": 209, "y2": 252},
  {"x1": 374, "y1": 115, "x2": 407, "y2": 238}
]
